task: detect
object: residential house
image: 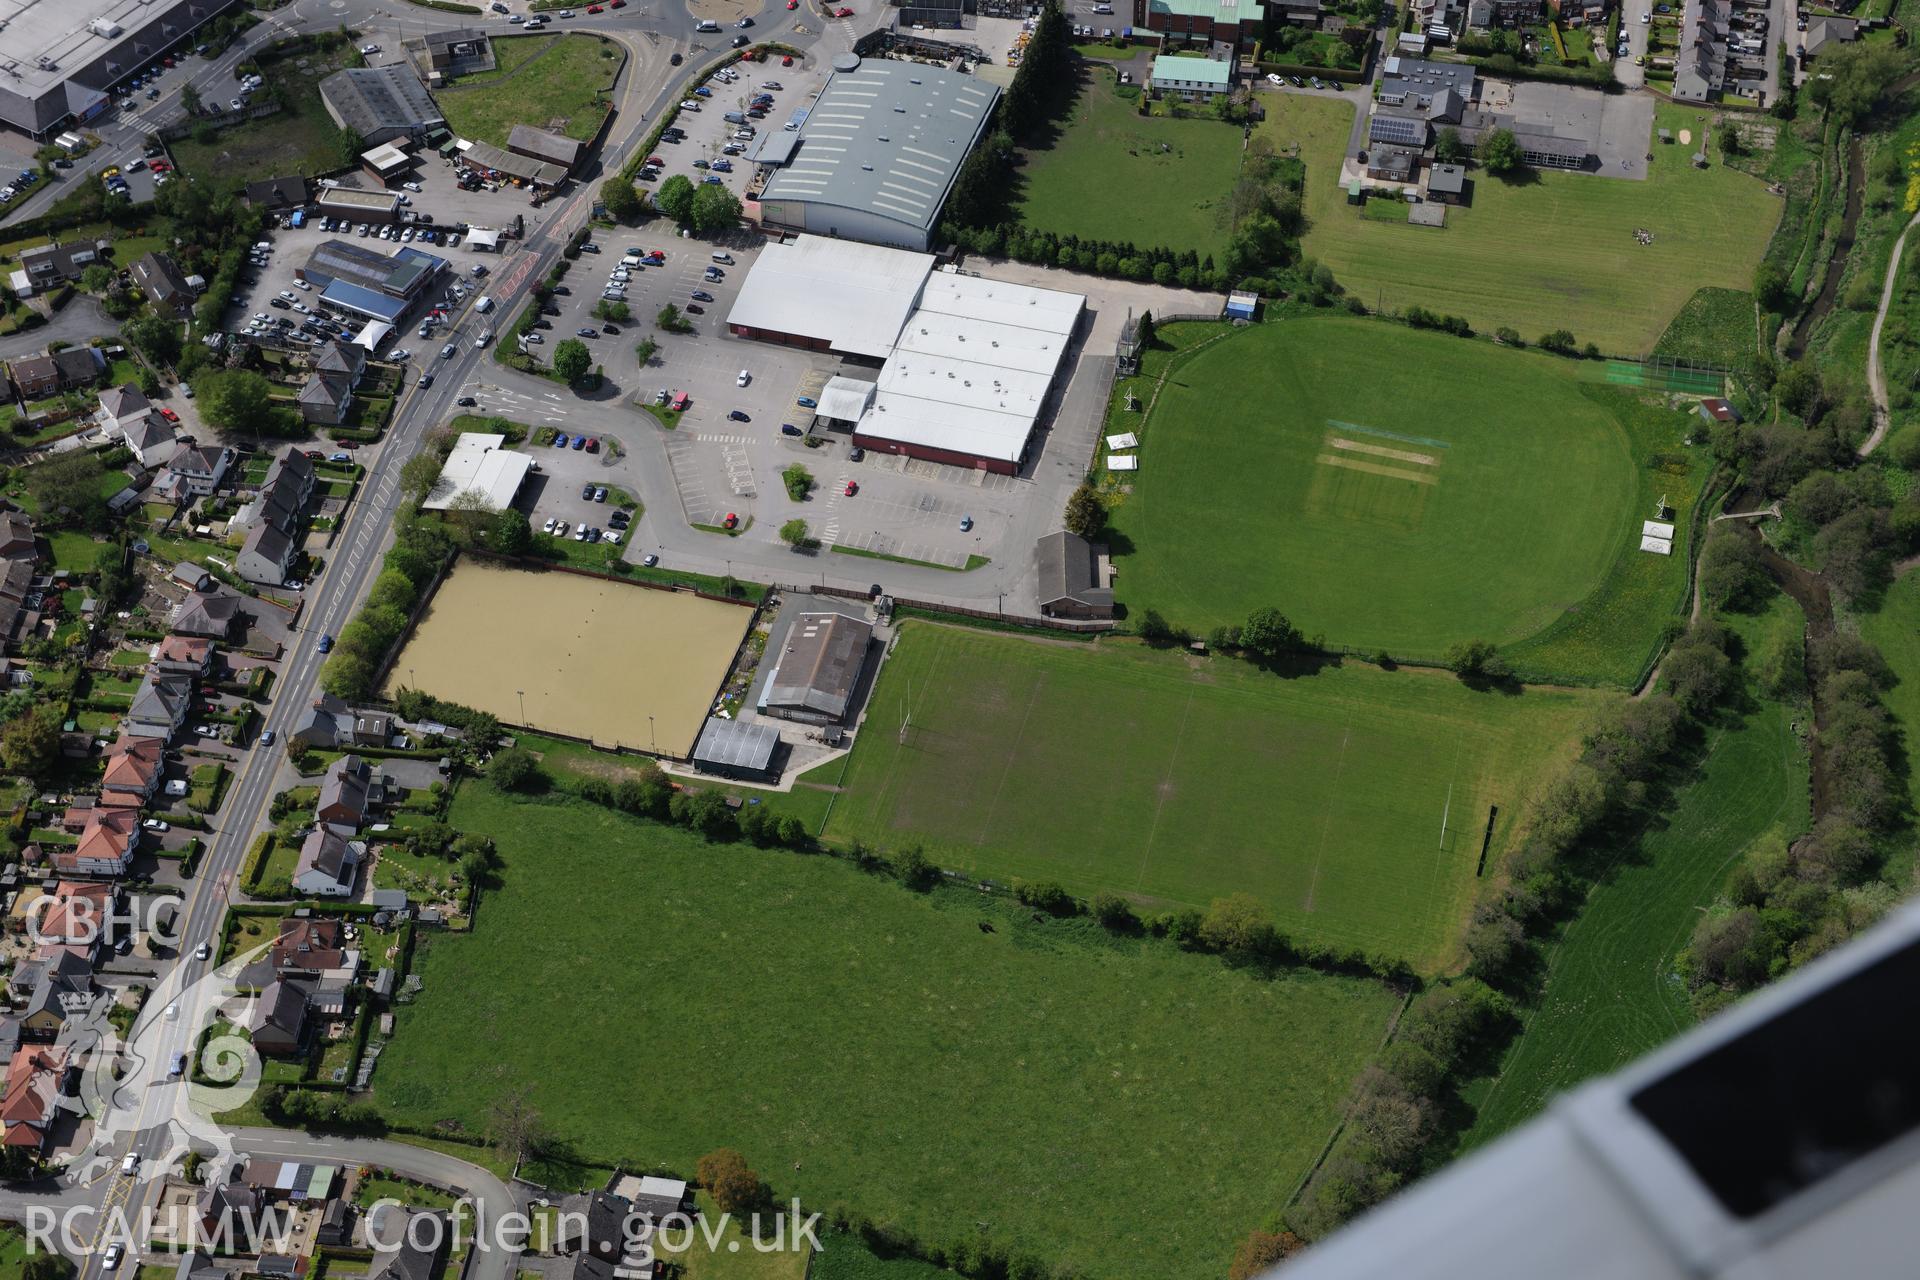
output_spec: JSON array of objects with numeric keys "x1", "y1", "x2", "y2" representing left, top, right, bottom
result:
[
  {"x1": 1801, "y1": 15, "x2": 1858, "y2": 60},
  {"x1": 0, "y1": 1044, "x2": 70, "y2": 1151},
  {"x1": 28, "y1": 882, "x2": 117, "y2": 954},
  {"x1": 423, "y1": 28, "x2": 493, "y2": 73},
  {"x1": 248, "y1": 979, "x2": 310, "y2": 1056},
  {"x1": 18, "y1": 952, "x2": 93, "y2": 1039},
  {"x1": 317, "y1": 755, "x2": 372, "y2": 832},
  {"x1": 555, "y1": 1190, "x2": 633, "y2": 1261},
  {"x1": 126, "y1": 671, "x2": 194, "y2": 740},
  {"x1": 316, "y1": 1200, "x2": 356, "y2": 1248},
  {"x1": 132, "y1": 252, "x2": 197, "y2": 321},
  {"x1": 1466, "y1": 0, "x2": 1540, "y2": 24},
  {"x1": 0, "y1": 511, "x2": 34, "y2": 560},
  {"x1": 9, "y1": 354, "x2": 58, "y2": 400},
  {"x1": 269, "y1": 918, "x2": 358, "y2": 980},
  {"x1": 235, "y1": 522, "x2": 298, "y2": 587},
  {"x1": 243, "y1": 177, "x2": 312, "y2": 211},
  {"x1": 315, "y1": 342, "x2": 368, "y2": 383},
  {"x1": 57, "y1": 805, "x2": 140, "y2": 878},
  {"x1": 240, "y1": 1159, "x2": 341, "y2": 1202},
  {"x1": 160, "y1": 445, "x2": 235, "y2": 500},
  {"x1": 170, "y1": 591, "x2": 244, "y2": 641},
  {"x1": 101, "y1": 734, "x2": 165, "y2": 804},
  {"x1": 237, "y1": 451, "x2": 316, "y2": 536},
  {"x1": 118, "y1": 410, "x2": 177, "y2": 469},
  {"x1": 18, "y1": 239, "x2": 109, "y2": 291},
  {"x1": 153, "y1": 634, "x2": 215, "y2": 678},
  {"x1": 368, "y1": 1210, "x2": 451, "y2": 1280},
  {"x1": 197, "y1": 1182, "x2": 282, "y2": 1251},
  {"x1": 0, "y1": 559, "x2": 33, "y2": 654},
  {"x1": 1034, "y1": 531, "x2": 1116, "y2": 619},
  {"x1": 169, "y1": 562, "x2": 211, "y2": 592},
  {"x1": 176, "y1": 1252, "x2": 227, "y2": 1280},
  {"x1": 292, "y1": 693, "x2": 392, "y2": 751},
  {"x1": 297, "y1": 372, "x2": 355, "y2": 427},
  {"x1": 1674, "y1": 0, "x2": 1731, "y2": 102},
  {"x1": 292, "y1": 828, "x2": 361, "y2": 899},
  {"x1": 50, "y1": 347, "x2": 105, "y2": 390},
  {"x1": 97, "y1": 383, "x2": 152, "y2": 433}
]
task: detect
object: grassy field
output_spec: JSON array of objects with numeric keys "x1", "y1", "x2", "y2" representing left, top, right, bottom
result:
[
  {"x1": 1461, "y1": 592, "x2": 1810, "y2": 1147},
  {"x1": 437, "y1": 35, "x2": 620, "y2": 147},
  {"x1": 821, "y1": 623, "x2": 1611, "y2": 968},
  {"x1": 375, "y1": 786, "x2": 1399, "y2": 1280},
  {"x1": 1011, "y1": 66, "x2": 1244, "y2": 258},
  {"x1": 661, "y1": 1192, "x2": 812, "y2": 1280},
  {"x1": 1104, "y1": 316, "x2": 1682, "y2": 669},
  {"x1": 1271, "y1": 95, "x2": 1782, "y2": 354},
  {"x1": 1857, "y1": 569, "x2": 1920, "y2": 807},
  {"x1": 1652, "y1": 286, "x2": 1761, "y2": 371},
  {"x1": 172, "y1": 50, "x2": 356, "y2": 187}
]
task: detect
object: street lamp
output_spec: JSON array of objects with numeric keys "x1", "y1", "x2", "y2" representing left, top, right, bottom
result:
[
  {"x1": 648, "y1": 715, "x2": 656, "y2": 752},
  {"x1": 517, "y1": 690, "x2": 526, "y2": 725}
]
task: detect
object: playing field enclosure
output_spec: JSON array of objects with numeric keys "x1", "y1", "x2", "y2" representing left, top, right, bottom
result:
[{"x1": 385, "y1": 559, "x2": 751, "y2": 755}]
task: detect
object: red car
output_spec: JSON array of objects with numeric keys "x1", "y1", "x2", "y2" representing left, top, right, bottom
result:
[
  {"x1": 586, "y1": 437, "x2": 599, "y2": 452},
  {"x1": 150, "y1": 160, "x2": 172, "y2": 173},
  {"x1": 782, "y1": 54, "x2": 794, "y2": 65},
  {"x1": 304, "y1": 449, "x2": 324, "y2": 460},
  {"x1": 723, "y1": 513, "x2": 739, "y2": 529},
  {"x1": 333, "y1": 440, "x2": 360, "y2": 449},
  {"x1": 835, "y1": 6, "x2": 853, "y2": 14},
  {"x1": 158, "y1": 407, "x2": 179, "y2": 423},
  {"x1": 786, "y1": 0, "x2": 797, "y2": 7},
  {"x1": 646, "y1": 154, "x2": 664, "y2": 168},
  {"x1": 586, "y1": 4, "x2": 602, "y2": 10},
  {"x1": 843, "y1": 480, "x2": 858, "y2": 496},
  {"x1": 610, "y1": 0, "x2": 626, "y2": 6}
]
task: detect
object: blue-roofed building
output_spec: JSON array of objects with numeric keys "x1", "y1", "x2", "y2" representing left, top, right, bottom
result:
[
  {"x1": 319, "y1": 281, "x2": 410, "y2": 324},
  {"x1": 1225, "y1": 291, "x2": 1257, "y2": 320},
  {"x1": 297, "y1": 240, "x2": 446, "y2": 315}
]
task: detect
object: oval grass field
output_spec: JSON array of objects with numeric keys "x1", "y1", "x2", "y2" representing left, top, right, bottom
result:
[{"x1": 1107, "y1": 317, "x2": 1642, "y2": 658}]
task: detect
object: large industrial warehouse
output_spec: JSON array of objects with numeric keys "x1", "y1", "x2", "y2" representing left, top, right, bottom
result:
[
  {"x1": 0, "y1": 0, "x2": 239, "y2": 136},
  {"x1": 751, "y1": 54, "x2": 999, "y2": 252},
  {"x1": 726, "y1": 236, "x2": 1084, "y2": 475}
]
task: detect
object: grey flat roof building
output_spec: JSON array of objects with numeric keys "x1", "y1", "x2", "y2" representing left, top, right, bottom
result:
[
  {"x1": 755, "y1": 54, "x2": 999, "y2": 250},
  {"x1": 0, "y1": 0, "x2": 243, "y2": 137},
  {"x1": 691, "y1": 717, "x2": 780, "y2": 779},
  {"x1": 1378, "y1": 56, "x2": 1476, "y2": 110},
  {"x1": 760, "y1": 612, "x2": 872, "y2": 724},
  {"x1": 320, "y1": 64, "x2": 445, "y2": 146}
]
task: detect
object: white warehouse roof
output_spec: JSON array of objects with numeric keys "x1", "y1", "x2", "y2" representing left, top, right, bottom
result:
[
  {"x1": 423, "y1": 433, "x2": 533, "y2": 511},
  {"x1": 724, "y1": 235, "x2": 933, "y2": 359},
  {"x1": 860, "y1": 271, "x2": 1084, "y2": 465}
]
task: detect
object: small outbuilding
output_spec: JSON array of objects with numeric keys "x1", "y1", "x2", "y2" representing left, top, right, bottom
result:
[
  {"x1": 1034, "y1": 531, "x2": 1115, "y2": 620},
  {"x1": 1426, "y1": 163, "x2": 1467, "y2": 205},
  {"x1": 690, "y1": 718, "x2": 781, "y2": 782},
  {"x1": 759, "y1": 612, "x2": 873, "y2": 725}
]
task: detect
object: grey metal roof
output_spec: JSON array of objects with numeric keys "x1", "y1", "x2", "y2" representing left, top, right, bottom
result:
[
  {"x1": 320, "y1": 65, "x2": 444, "y2": 137},
  {"x1": 1428, "y1": 163, "x2": 1467, "y2": 193},
  {"x1": 692, "y1": 717, "x2": 779, "y2": 772},
  {"x1": 765, "y1": 612, "x2": 871, "y2": 720},
  {"x1": 758, "y1": 56, "x2": 999, "y2": 237},
  {"x1": 1035, "y1": 531, "x2": 1114, "y2": 610}
]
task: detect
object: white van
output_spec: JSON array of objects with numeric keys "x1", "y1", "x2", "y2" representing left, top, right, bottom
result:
[
  {"x1": 475, "y1": 295, "x2": 495, "y2": 314},
  {"x1": 695, "y1": 18, "x2": 720, "y2": 30},
  {"x1": 711, "y1": 251, "x2": 734, "y2": 264},
  {"x1": 475, "y1": 329, "x2": 493, "y2": 348}
]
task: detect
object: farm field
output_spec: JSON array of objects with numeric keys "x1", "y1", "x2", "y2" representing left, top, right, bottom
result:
[
  {"x1": 375, "y1": 786, "x2": 1400, "y2": 1280},
  {"x1": 1011, "y1": 66, "x2": 1244, "y2": 258},
  {"x1": 1461, "y1": 593, "x2": 1810, "y2": 1147},
  {"x1": 821, "y1": 623, "x2": 1612, "y2": 968},
  {"x1": 1104, "y1": 315, "x2": 1681, "y2": 668},
  {"x1": 1272, "y1": 95, "x2": 1782, "y2": 354},
  {"x1": 436, "y1": 34, "x2": 620, "y2": 147},
  {"x1": 385, "y1": 558, "x2": 750, "y2": 755}
]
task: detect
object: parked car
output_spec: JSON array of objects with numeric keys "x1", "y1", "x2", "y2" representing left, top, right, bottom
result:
[
  {"x1": 959, "y1": 515, "x2": 974, "y2": 532},
  {"x1": 577, "y1": 327, "x2": 598, "y2": 338},
  {"x1": 456, "y1": 395, "x2": 478, "y2": 406},
  {"x1": 797, "y1": 396, "x2": 817, "y2": 408},
  {"x1": 781, "y1": 423, "x2": 803, "y2": 437},
  {"x1": 737, "y1": 370, "x2": 751, "y2": 386},
  {"x1": 723, "y1": 513, "x2": 739, "y2": 529},
  {"x1": 643, "y1": 553, "x2": 659, "y2": 567},
  {"x1": 728, "y1": 409, "x2": 750, "y2": 422},
  {"x1": 844, "y1": 480, "x2": 858, "y2": 496},
  {"x1": 554, "y1": 432, "x2": 570, "y2": 447},
  {"x1": 691, "y1": 289, "x2": 715, "y2": 302}
]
